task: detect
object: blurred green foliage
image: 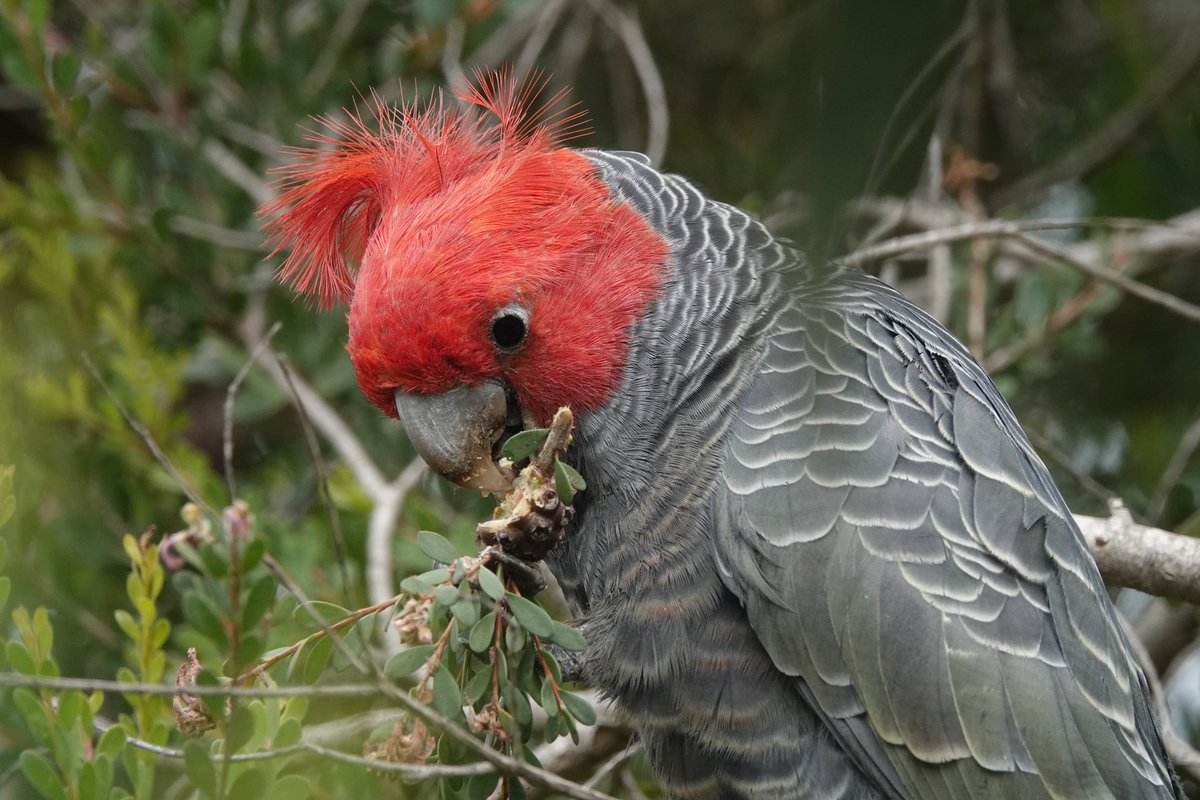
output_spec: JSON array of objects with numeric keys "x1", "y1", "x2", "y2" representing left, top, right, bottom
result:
[{"x1": 1, "y1": 0, "x2": 1199, "y2": 797}]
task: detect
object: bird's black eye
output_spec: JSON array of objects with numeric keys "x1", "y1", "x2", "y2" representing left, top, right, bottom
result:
[{"x1": 491, "y1": 305, "x2": 529, "y2": 351}]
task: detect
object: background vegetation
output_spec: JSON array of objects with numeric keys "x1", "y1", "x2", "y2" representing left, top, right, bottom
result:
[{"x1": 2, "y1": 0, "x2": 1200, "y2": 797}]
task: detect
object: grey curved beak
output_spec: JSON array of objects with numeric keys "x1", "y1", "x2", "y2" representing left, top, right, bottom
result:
[{"x1": 394, "y1": 380, "x2": 517, "y2": 495}]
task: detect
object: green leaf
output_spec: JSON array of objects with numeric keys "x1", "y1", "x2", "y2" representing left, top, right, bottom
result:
[
  {"x1": 302, "y1": 636, "x2": 332, "y2": 684},
  {"x1": 539, "y1": 680, "x2": 558, "y2": 716},
  {"x1": 183, "y1": 741, "x2": 216, "y2": 797},
  {"x1": 240, "y1": 574, "x2": 276, "y2": 630},
  {"x1": 226, "y1": 765, "x2": 267, "y2": 800},
  {"x1": 417, "y1": 530, "x2": 459, "y2": 565},
  {"x1": 556, "y1": 459, "x2": 587, "y2": 491},
  {"x1": 399, "y1": 575, "x2": 435, "y2": 595},
  {"x1": 450, "y1": 598, "x2": 479, "y2": 628},
  {"x1": 6, "y1": 640, "x2": 36, "y2": 675},
  {"x1": 51, "y1": 51, "x2": 79, "y2": 95},
  {"x1": 433, "y1": 666, "x2": 463, "y2": 719},
  {"x1": 270, "y1": 775, "x2": 311, "y2": 800},
  {"x1": 291, "y1": 601, "x2": 351, "y2": 630},
  {"x1": 560, "y1": 691, "x2": 597, "y2": 725},
  {"x1": 285, "y1": 640, "x2": 310, "y2": 683},
  {"x1": 0, "y1": 576, "x2": 10, "y2": 612},
  {"x1": 14, "y1": 688, "x2": 48, "y2": 739},
  {"x1": 240, "y1": 538, "x2": 265, "y2": 572},
  {"x1": 96, "y1": 726, "x2": 126, "y2": 760},
  {"x1": 0, "y1": 495, "x2": 14, "y2": 529},
  {"x1": 504, "y1": 593, "x2": 554, "y2": 637},
  {"x1": 477, "y1": 567, "x2": 505, "y2": 601},
  {"x1": 433, "y1": 585, "x2": 460, "y2": 608},
  {"x1": 113, "y1": 610, "x2": 138, "y2": 642},
  {"x1": 20, "y1": 751, "x2": 66, "y2": 800},
  {"x1": 384, "y1": 645, "x2": 436, "y2": 677},
  {"x1": 182, "y1": 590, "x2": 228, "y2": 648},
  {"x1": 505, "y1": 620, "x2": 526, "y2": 652},
  {"x1": 468, "y1": 612, "x2": 496, "y2": 653},
  {"x1": 274, "y1": 717, "x2": 302, "y2": 749},
  {"x1": 77, "y1": 759, "x2": 99, "y2": 800},
  {"x1": 33, "y1": 607, "x2": 52, "y2": 658},
  {"x1": 467, "y1": 774, "x2": 499, "y2": 800},
  {"x1": 197, "y1": 542, "x2": 228, "y2": 579},
  {"x1": 499, "y1": 428, "x2": 549, "y2": 462},
  {"x1": 546, "y1": 621, "x2": 587, "y2": 652},
  {"x1": 554, "y1": 458, "x2": 586, "y2": 504},
  {"x1": 57, "y1": 690, "x2": 83, "y2": 729},
  {"x1": 464, "y1": 668, "x2": 491, "y2": 704},
  {"x1": 224, "y1": 703, "x2": 256, "y2": 754}
]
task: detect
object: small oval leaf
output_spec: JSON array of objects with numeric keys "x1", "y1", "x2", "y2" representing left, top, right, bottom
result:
[
  {"x1": 560, "y1": 691, "x2": 597, "y2": 726},
  {"x1": 417, "y1": 531, "x2": 458, "y2": 565},
  {"x1": 384, "y1": 645, "x2": 436, "y2": 677},
  {"x1": 477, "y1": 567, "x2": 505, "y2": 602},
  {"x1": 546, "y1": 621, "x2": 587, "y2": 652},
  {"x1": 505, "y1": 594, "x2": 555, "y2": 638},
  {"x1": 469, "y1": 612, "x2": 496, "y2": 653},
  {"x1": 499, "y1": 428, "x2": 549, "y2": 463}
]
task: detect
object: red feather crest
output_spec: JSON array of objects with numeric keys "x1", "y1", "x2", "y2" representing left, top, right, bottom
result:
[{"x1": 259, "y1": 69, "x2": 587, "y2": 308}]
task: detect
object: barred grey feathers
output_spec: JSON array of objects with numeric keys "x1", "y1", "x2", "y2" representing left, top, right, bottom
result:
[{"x1": 546, "y1": 151, "x2": 1182, "y2": 799}]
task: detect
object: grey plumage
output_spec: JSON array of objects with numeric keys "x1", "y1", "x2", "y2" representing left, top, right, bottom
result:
[{"x1": 546, "y1": 150, "x2": 1183, "y2": 799}]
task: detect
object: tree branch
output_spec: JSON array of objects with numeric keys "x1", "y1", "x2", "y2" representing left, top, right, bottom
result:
[
  {"x1": 994, "y1": 15, "x2": 1200, "y2": 208},
  {"x1": 254, "y1": 352, "x2": 387, "y2": 499},
  {"x1": 1078, "y1": 503, "x2": 1200, "y2": 605}
]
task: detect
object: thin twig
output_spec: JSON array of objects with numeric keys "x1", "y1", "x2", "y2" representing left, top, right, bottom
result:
[
  {"x1": 1025, "y1": 427, "x2": 1119, "y2": 505},
  {"x1": 254, "y1": 353, "x2": 387, "y2": 498},
  {"x1": 584, "y1": 740, "x2": 642, "y2": 790},
  {"x1": 984, "y1": 251, "x2": 1130, "y2": 373},
  {"x1": 301, "y1": 0, "x2": 372, "y2": 102},
  {"x1": 224, "y1": 323, "x2": 281, "y2": 501},
  {"x1": 514, "y1": 0, "x2": 567, "y2": 77},
  {"x1": 995, "y1": 16, "x2": 1200, "y2": 207},
  {"x1": 92, "y1": 714, "x2": 495, "y2": 777},
  {"x1": 81, "y1": 354, "x2": 216, "y2": 518},
  {"x1": 201, "y1": 139, "x2": 273, "y2": 206},
  {"x1": 840, "y1": 219, "x2": 1200, "y2": 324},
  {"x1": 0, "y1": 673, "x2": 379, "y2": 698},
  {"x1": 366, "y1": 458, "x2": 428, "y2": 611},
  {"x1": 1010, "y1": 230, "x2": 1200, "y2": 324},
  {"x1": 273, "y1": 352, "x2": 355, "y2": 601},
  {"x1": 1147, "y1": 410, "x2": 1200, "y2": 525},
  {"x1": 1119, "y1": 617, "x2": 1200, "y2": 786},
  {"x1": 585, "y1": 0, "x2": 668, "y2": 166},
  {"x1": 168, "y1": 216, "x2": 263, "y2": 250}
]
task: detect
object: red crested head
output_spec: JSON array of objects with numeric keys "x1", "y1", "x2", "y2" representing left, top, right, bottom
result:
[{"x1": 261, "y1": 71, "x2": 667, "y2": 424}]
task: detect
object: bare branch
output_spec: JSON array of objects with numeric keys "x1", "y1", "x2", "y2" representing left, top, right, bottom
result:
[
  {"x1": 254, "y1": 352, "x2": 387, "y2": 499},
  {"x1": 168, "y1": 216, "x2": 263, "y2": 251},
  {"x1": 840, "y1": 218, "x2": 1200, "y2": 324},
  {"x1": 301, "y1": 0, "x2": 372, "y2": 102},
  {"x1": 201, "y1": 139, "x2": 273, "y2": 206},
  {"x1": 273, "y1": 353, "x2": 356, "y2": 601},
  {"x1": 1148, "y1": 410, "x2": 1200, "y2": 524},
  {"x1": 1121, "y1": 618, "x2": 1200, "y2": 786},
  {"x1": 366, "y1": 458, "x2": 428, "y2": 611},
  {"x1": 93, "y1": 714, "x2": 493, "y2": 777},
  {"x1": 81, "y1": 354, "x2": 216, "y2": 518},
  {"x1": 0, "y1": 673, "x2": 379, "y2": 698},
  {"x1": 995, "y1": 16, "x2": 1200, "y2": 207},
  {"x1": 224, "y1": 322, "x2": 281, "y2": 501},
  {"x1": 586, "y1": 0, "x2": 668, "y2": 167},
  {"x1": 515, "y1": 0, "x2": 568, "y2": 77},
  {"x1": 1079, "y1": 502, "x2": 1200, "y2": 605}
]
